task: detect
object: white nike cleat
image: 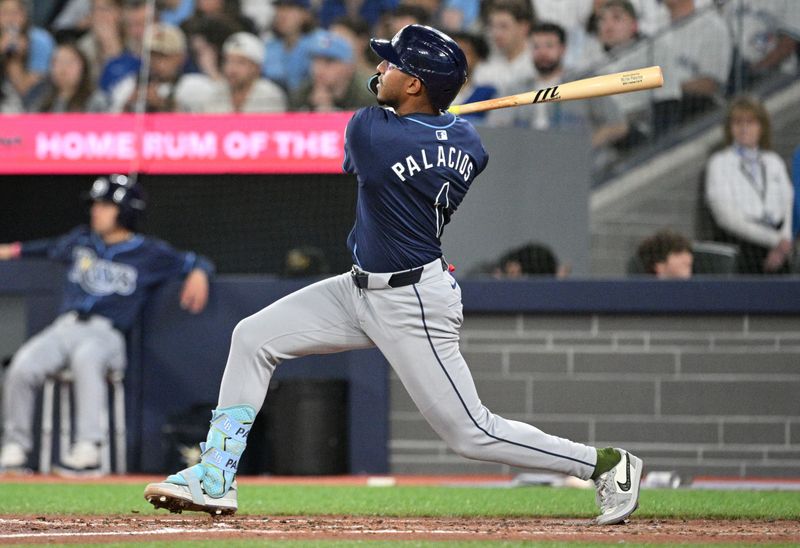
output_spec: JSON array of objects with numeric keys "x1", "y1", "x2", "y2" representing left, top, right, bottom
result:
[
  {"x1": 144, "y1": 480, "x2": 238, "y2": 516},
  {"x1": 594, "y1": 448, "x2": 643, "y2": 525}
]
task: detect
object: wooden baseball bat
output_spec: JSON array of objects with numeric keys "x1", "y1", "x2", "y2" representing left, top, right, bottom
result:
[{"x1": 448, "y1": 65, "x2": 663, "y2": 115}]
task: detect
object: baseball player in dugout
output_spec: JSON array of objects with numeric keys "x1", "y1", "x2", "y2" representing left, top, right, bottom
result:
[
  {"x1": 0, "y1": 174, "x2": 214, "y2": 475},
  {"x1": 145, "y1": 24, "x2": 643, "y2": 525}
]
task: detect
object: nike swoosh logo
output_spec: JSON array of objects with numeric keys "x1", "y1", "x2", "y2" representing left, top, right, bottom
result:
[{"x1": 616, "y1": 453, "x2": 631, "y2": 492}]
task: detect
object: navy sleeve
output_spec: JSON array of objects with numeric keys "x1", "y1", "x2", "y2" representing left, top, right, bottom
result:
[
  {"x1": 146, "y1": 238, "x2": 215, "y2": 285},
  {"x1": 343, "y1": 107, "x2": 393, "y2": 176},
  {"x1": 19, "y1": 226, "x2": 86, "y2": 262}
]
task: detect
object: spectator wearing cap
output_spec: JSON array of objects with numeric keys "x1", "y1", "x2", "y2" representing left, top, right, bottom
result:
[
  {"x1": 263, "y1": 0, "x2": 319, "y2": 93},
  {"x1": 0, "y1": 0, "x2": 55, "y2": 103},
  {"x1": 290, "y1": 30, "x2": 373, "y2": 112},
  {"x1": 112, "y1": 23, "x2": 204, "y2": 112},
  {"x1": 201, "y1": 32, "x2": 287, "y2": 113}
]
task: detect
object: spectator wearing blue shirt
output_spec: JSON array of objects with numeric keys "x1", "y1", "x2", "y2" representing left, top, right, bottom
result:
[
  {"x1": 263, "y1": 0, "x2": 318, "y2": 93},
  {"x1": 160, "y1": 0, "x2": 195, "y2": 26},
  {"x1": 0, "y1": 0, "x2": 55, "y2": 106},
  {"x1": 0, "y1": 175, "x2": 214, "y2": 475}
]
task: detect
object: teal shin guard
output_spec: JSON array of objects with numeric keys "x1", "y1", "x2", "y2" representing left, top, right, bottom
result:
[{"x1": 166, "y1": 404, "x2": 256, "y2": 498}]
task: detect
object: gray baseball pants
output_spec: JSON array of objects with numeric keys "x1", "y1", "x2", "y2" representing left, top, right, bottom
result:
[
  {"x1": 2, "y1": 313, "x2": 126, "y2": 453},
  {"x1": 219, "y1": 259, "x2": 597, "y2": 479}
]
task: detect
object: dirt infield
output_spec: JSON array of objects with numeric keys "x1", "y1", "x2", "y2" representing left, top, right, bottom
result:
[{"x1": 1, "y1": 515, "x2": 799, "y2": 544}]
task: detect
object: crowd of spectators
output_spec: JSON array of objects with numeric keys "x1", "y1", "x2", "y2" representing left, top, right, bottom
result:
[{"x1": 1, "y1": 0, "x2": 797, "y2": 123}]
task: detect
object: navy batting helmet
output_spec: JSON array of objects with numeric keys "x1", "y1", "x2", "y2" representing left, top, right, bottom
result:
[
  {"x1": 86, "y1": 174, "x2": 146, "y2": 231},
  {"x1": 369, "y1": 24, "x2": 467, "y2": 111}
]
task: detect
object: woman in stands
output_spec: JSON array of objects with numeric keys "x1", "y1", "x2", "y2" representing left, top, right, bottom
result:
[
  {"x1": 33, "y1": 42, "x2": 108, "y2": 113},
  {"x1": 705, "y1": 96, "x2": 794, "y2": 274}
]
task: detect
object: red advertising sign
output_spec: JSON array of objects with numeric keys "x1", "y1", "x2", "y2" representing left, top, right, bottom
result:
[{"x1": 0, "y1": 113, "x2": 352, "y2": 174}]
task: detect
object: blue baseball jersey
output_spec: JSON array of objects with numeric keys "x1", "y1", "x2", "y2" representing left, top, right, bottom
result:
[
  {"x1": 343, "y1": 107, "x2": 489, "y2": 272},
  {"x1": 20, "y1": 226, "x2": 214, "y2": 332}
]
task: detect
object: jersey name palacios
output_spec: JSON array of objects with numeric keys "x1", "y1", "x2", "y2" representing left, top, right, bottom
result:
[{"x1": 343, "y1": 107, "x2": 489, "y2": 273}]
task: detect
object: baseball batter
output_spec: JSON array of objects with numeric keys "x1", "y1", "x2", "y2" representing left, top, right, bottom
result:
[{"x1": 145, "y1": 24, "x2": 642, "y2": 525}]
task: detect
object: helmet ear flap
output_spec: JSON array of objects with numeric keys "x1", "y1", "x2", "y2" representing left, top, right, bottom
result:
[{"x1": 367, "y1": 73, "x2": 380, "y2": 96}]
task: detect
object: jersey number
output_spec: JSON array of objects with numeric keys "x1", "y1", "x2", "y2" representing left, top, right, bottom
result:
[{"x1": 434, "y1": 181, "x2": 450, "y2": 238}]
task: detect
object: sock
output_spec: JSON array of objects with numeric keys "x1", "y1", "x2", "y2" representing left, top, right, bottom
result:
[{"x1": 591, "y1": 447, "x2": 621, "y2": 480}]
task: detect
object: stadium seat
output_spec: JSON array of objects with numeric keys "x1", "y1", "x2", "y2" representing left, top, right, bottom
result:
[{"x1": 691, "y1": 241, "x2": 739, "y2": 275}]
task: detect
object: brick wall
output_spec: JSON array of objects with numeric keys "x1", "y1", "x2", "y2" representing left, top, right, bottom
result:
[{"x1": 389, "y1": 314, "x2": 800, "y2": 479}]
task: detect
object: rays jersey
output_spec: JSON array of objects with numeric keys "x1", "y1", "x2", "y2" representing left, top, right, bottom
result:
[
  {"x1": 343, "y1": 107, "x2": 489, "y2": 272},
  {"x1": 20, "y1": 226, "x2": 214, "y2": 331}
]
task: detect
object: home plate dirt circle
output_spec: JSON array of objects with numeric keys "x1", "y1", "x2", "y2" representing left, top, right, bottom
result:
[{"x1": 1, "y1": 516, "x2": 799, "y2": 544}]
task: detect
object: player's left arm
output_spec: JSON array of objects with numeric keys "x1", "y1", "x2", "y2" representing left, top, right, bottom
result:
[
  {"x1": 150, "y1": 240, "x2": 215, "y2": 314},
  {"x1": 179, "y1": 267, "x2": 210, "y2": 314}
]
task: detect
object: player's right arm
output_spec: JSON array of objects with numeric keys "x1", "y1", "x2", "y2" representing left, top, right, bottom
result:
[
  {"x1": 343, "y1": 107, "x2": 391, "y2": 176},
  {"x1": 0, "y1": 243, "x2": 22, "y2": 260},
  {"x1": 0, "y1": 226, "x2": 85, "y2": 262}
]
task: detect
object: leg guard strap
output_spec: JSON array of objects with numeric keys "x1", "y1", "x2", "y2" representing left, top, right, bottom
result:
[
  {"x1": 201, "y1": 446, "x2": 240, "y2": 474},
  {"x1": 210, "y1": 413, "x2": 251, "y2": 444},
  {"x1": 182, "y1": 466, "x2": 207, "y2": 505}
]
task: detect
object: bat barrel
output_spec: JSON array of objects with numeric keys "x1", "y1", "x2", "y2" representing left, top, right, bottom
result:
[{"x1": 449, "y1": 66, "x2": 664, "y2": 116}]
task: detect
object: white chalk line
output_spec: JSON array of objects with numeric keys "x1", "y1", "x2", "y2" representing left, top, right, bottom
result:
[{"x1": 0, "y1": 528, "x2": 478, "y2": 540}]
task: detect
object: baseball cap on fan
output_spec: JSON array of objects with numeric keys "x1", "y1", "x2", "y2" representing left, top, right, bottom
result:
[
  {"x1": 308, "y1": 31, "x2": 353, "y2": 62},
  {"x1": 149, "y1": 23, "x2": 187, "y2": 55},
  {"x1": 223, "y1": 32, "x2": 265, "y2": 66}
]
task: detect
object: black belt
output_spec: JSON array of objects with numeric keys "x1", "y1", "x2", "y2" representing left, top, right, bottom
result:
[
  {"x1": 351, "y1": 259, "x2": 447, "y2": 290},
  {"x1": 351, "y1": 266, "x2": 423, "y2": 289}
]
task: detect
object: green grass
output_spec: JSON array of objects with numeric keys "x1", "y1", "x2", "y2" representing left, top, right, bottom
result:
[{"x1": 1, "y1": 483, "x2": 799, "y2": 520}]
